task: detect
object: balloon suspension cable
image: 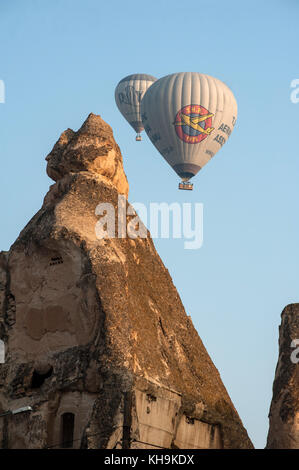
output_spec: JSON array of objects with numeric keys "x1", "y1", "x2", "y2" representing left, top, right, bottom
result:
[
  {"x1": 136, "y1": 133, "x2": 142, "y2": 141},
  {"x1": 178, "y1": 181, "x2": 193, "y2": 191}
]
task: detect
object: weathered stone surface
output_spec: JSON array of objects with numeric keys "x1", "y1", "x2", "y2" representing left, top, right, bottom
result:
[
  {"x1": 0, "y1": 114, "x2": 253, "y2": 449},
  {"x1": 46, "y1": 113, "x2": 129, "y2": 198},
  {"x1": 267, "y1": 304, "x2": 299, "y2": 448}
]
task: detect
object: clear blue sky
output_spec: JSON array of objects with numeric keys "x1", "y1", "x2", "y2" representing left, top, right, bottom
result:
[{"x1": 0, "y1": 0, "x2": 298, "y2": 449}]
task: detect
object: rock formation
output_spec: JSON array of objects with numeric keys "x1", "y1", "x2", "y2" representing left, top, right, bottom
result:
[
  {"x1": 267, "y1": 304, "x2": 299, "y2": 448},
  {"x1": 0, "y1": 113, "x2": 253, "y2": 449}
]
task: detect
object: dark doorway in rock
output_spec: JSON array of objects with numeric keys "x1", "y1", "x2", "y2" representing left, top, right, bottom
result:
[
  {"x1": 31, "y1": 366, "x2": 53, "y2": 388},
  {"x1": 61, "y1": 412, "x2": 75, "y2": 448}
]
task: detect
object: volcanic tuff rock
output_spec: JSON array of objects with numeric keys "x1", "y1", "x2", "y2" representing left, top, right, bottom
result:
[
  {"x1": 267, "y1": 304, "x2": 299, "y2": 448},
  {"x1": 0, "y1": 113, "x2": 253, "y2": 449},
  {"x1": 46, "y1": 113, "x2": 129, "y2": 197}
]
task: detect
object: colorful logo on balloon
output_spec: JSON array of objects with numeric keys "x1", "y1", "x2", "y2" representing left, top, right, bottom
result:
[{"x1": 174, "y1": 105, "x2": 214, "y2": 144}]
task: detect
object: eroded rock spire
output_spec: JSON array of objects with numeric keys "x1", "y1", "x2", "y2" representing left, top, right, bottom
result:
[
  {"x1": 0, "y1": 114, "x2": 253, "y2": 449},
  {"x1": 46, "y1": 113, "x2": 129, "y2": 197}
]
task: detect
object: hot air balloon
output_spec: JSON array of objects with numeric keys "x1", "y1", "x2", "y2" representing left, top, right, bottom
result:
[
  {"x1": 140, "y1": 72, "x2": 237, "y2": 189},
  {"x1": 115, "y1": 74, "x2": 157, "y2": 141}
]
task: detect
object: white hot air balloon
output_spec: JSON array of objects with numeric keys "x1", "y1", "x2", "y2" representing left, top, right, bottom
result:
[
  {"x1": 115, "y1": 74, "x2": 157, "y2": 141},
  {"x1": 140, "y1": 72, "x2": 237, "y2": 189}
]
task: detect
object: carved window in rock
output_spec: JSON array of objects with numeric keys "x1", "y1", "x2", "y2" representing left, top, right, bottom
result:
[
  {"x1": 61, "y1": 412, "x2": 75, "y2": 448},
  {"x1": 31, "y1": 366, "x2": 53, "y2": 388},
  {"x1": 50, "y1": 256, "x2": 63, "y2": 266}
]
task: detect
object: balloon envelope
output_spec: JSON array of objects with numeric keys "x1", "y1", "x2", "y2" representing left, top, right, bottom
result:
[
  {"x1": 115, "y1": 74, "x2": 157, "y2": 139},
  {"x1": 140, "y1": 72, "x2": 237, "y2": 181}
]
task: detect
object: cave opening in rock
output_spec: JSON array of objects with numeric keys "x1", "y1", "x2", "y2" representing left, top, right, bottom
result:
[
  {"x1": 61, "y1": 412, "x2": 75, "y2": 448},
  {"x1": 31, "y1": 366, "x2": 53, "y2": 389}
]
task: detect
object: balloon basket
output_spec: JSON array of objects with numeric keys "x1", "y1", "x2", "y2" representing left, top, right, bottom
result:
[
  {"x1": 179, "y1": 182, "x2": 193, "y2": 191},
  {"x1": 136, "y1": 134, "x2": 142, "y2": 141}
]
